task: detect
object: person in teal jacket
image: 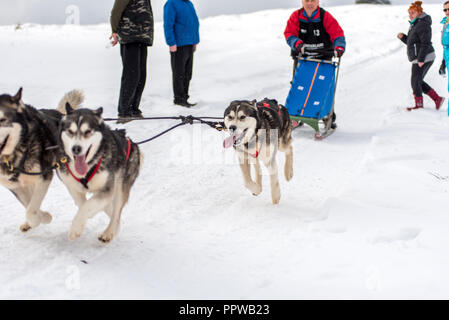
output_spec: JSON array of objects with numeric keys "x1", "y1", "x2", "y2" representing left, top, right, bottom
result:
[
  {"x1": 441, "y1": 0, "x2": 449, "y2": 114},
  {"x1": 164, "y1": 0, "x2": 200, "y2": 108}
]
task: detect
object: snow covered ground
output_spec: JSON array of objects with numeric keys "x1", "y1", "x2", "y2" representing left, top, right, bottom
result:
[{"x1": 1, "y1": 4, "x2": 449, "y2": 299}]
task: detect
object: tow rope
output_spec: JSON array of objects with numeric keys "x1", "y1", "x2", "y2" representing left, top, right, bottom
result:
[{"x1": 103, "y1": 115, "x2": 226, "y2": 145}]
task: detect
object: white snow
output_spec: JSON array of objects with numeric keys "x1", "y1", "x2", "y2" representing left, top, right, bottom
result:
[{"x1": 1, "y1": 4, "x2": 449, "y2": 299}]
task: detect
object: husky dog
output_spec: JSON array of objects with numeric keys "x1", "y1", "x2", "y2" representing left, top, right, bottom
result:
[
  {"x1": 57, "y1": 105, "x2": 141, "y2": 243},
  {"x1": 223, "y1": 98, "x2": 293, "y2": 204},
  {"x1": 0, "y1": 88, "x2": 83, "y2": 231}
]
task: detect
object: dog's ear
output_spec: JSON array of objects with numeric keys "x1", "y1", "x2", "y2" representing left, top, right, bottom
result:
[
  {"x1": 250, "y1": 99, "x2": 259, "y2": 110},
  {"x1": 11, "y1": 87, "x2": 23, "y2": 104},
  {"x1": 9, "y1": 87, "x2": 25, "y2": 112},
  {"x1": 93, "y1": 107, "x2": 103, "y2": 117},
  {"x1": 223, "y1": 105, "x2": 233, "y2": 119},
  {"x1": 65, "y1": 102, "x2": 74, "y2": 114}
]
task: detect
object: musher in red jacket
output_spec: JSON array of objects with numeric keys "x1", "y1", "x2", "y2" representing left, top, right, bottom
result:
[
  {"x1": 284, "y1": 0, "x2": 346, "y2": 60},
  {"x1": 284, "y1": 0, "x2": 346, "y2": 128}
]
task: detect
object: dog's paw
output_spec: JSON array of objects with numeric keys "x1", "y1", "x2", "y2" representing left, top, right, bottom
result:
[
  {"x1": 39, "y1": 211, "x2": 53, "y2": 224},
  {"x1": 19, "y1": 222, "x2": 32, "y2": 233},
  {"x1": 98, "y1": 232, "x2": 114, "y2": 244},
  {"x1": 25, "y1": 211, "x2": 41, "y2": 229},
  {"x1": 285, "y1": 167, "x2": 293, "y2": 181},
  {"x1": 271, "y1": 189, "x2": 281, "y2": 205},
  {"x1": 246, "y1": 182, "x2": 262, "y2": 196},
  {"x1": 68, "y1": 228, "x2": 83, "y2": 241},
  {"x1": 272, "y1": 195, "x2": 281, "y2": 205},
  {"x1": 251, "y1": 185, "x2": 262, "y2": 196}
]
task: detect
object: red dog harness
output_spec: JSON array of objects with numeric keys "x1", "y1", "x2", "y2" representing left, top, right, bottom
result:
[
  {"x1": 259, "y1": 102, "x2": 282, "y2": 116},
  {"x1": 250, "y1": 101, "x2": 282, "y2": 158}
]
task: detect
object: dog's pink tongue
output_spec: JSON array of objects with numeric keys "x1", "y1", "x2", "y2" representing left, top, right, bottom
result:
[
  {"x1": 223, "y1": 135, "x2": 237, "y2": 148},
  {"x1": 74, "y1": 155, "x2": 88, "y2": 176}
]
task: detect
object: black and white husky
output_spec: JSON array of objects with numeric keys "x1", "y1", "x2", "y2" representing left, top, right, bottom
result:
[
  {"x1": 223, "y1": 98, "x2": 293, "y2": 204},
  {"x1": 0, "y1": 88, "x2": 83, "y2": 231},
  {"x1": 57, "y1": 105, "x2": 142, "y2": 243}
]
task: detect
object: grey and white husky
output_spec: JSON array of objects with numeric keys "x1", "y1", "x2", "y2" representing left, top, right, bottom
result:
[
  {"x1": 223, "y1": 98, "x2": 293, "y2": 204},
  {"x1": 57, "y1": 105, "x2": 142, "y2": 243},
  {"x1": 0, "y1": 88, "x2": 83, "y2": 231}
]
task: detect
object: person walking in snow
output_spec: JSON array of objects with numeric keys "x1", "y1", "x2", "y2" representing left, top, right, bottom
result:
[
  {"x1": 397, "y1": 1, "x2": 444, "y2": 111},
  {"x1": 439, "y1": 0, "x2": 449, "y2": 113},
  {"x1": 110, "y1": 0, "x2": 154, "y2": 123},
  {"x1": 284, "y1": 0, "x2": 346, "y2": 128},
  {"x1": 164, "y1": 0, "x2": 200, "y2": 108}
]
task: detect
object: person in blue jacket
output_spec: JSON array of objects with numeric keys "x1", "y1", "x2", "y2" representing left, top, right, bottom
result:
[
  {"x1": 440, "y1": 0, "x2": 449, "y2": 114},
  {"x1": 164, "y1": 0, "x2": 200, "y2": 108}
]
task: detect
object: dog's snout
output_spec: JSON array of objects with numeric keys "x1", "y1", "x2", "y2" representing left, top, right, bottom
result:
[
  {"x1": 72, "y1": 145, "x2": 82, "y2": 155},
  {"x1": 229, "y1": 125, "x2": 237, "y2": 132}
]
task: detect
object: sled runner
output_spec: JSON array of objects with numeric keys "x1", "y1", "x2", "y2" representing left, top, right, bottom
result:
[{"x1": 286, "y1": 54, "x2": 341, "y2": 140}]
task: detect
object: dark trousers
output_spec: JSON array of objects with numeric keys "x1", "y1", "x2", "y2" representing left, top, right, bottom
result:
[
  {"x1": 170, "y1": 45, "x2": 194, "y2": 103},
  {"x1": 411, "y1": 61, "x2": 433, "y2": 97},
  {"x1": 118, "y1": 42, "x2": 148, "y2": 116}
]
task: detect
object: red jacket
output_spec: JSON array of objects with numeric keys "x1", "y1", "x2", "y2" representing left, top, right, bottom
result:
[{"x1": 284, "y1": 7, "x2": 345, "y2": 51}]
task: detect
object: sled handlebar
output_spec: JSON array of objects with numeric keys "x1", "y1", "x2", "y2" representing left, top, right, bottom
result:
[
  {"x1": 292, "y1": 47, "x2": 341, "y2": 62},
  {"x1": 297, "y1": 56, "x2": 339, "y2": 65}
]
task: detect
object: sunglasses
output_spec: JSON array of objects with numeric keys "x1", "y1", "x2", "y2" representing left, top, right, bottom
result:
[{"x1": 444, "y1": 8, "x2": 449, "y2": 12}]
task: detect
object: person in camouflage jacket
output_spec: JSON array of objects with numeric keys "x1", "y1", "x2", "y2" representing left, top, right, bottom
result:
[{"x1": 110, "y1": 0, "x2": 154, "y2": 122}]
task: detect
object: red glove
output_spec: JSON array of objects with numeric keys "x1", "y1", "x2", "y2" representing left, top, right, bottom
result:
[
  {"x1": 295, "y1": 40, "x2": 304, "y2": 51},
  {"x1": 335, "y1": 46, "x2": 344, "y2": 57}
]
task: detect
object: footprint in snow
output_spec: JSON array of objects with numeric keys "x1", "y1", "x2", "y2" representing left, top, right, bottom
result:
[{"x1": 370, "y1": 228, "x2": 421, "y2": 244}]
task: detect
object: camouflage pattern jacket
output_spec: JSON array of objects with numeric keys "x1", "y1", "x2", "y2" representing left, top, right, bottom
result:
[{"x1": 111, "y1": 0, "x2": 154, "y2": 46}]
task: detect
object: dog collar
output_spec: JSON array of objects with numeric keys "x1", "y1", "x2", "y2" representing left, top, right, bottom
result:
[
  {"x1": 124, "y1": 138, "x2": 131, "y2": 162},
  {"x1": 65, "y1": 157, "x2": 102, "y2": 189},
  {"x1": 250, "y1": 150, "x2": 259, "y2": 158},
  {"x1": 249, "y1": 143, "x2": 262, "y2": 158}
]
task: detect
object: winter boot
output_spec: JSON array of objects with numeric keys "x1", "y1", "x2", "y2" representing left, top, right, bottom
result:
[
  {"x1": 426, "y1": 89, "x2": 445, "y2": 110},
  {"x1": 407, "y1": 95, "x2": 423, "y2": 111}
]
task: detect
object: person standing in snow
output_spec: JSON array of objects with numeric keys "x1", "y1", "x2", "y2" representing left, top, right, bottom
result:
[
  {"x1": 439, "y1": 0, "x2": 449, "y2": 114},
  {"x1": 164, "y1": 0, "x2": 200, "y2": 108},
  {"x1": 397, "y1": 1, "x2": 444, "y2": 111},
  {"x1": 284, "y1": 0, "x2": 346, "y2": 128},
  {"x1": 110, "y1": 0, "x2": 154, "y2": 123}
]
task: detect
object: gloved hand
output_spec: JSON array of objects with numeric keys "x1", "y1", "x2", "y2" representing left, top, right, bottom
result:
[
  {"x1": 439, "y1": 59, "x2": 446, "y2": 76},
  {"x1": 335, "y1": 46, "x2": 345, "y2": 58},
  {"x1": 295, "y1": 40, "x2": 305, "y2": 55}
]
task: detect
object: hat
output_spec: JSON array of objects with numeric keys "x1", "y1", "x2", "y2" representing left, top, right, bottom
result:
[{"x1": 409, "y1": 1, "x2": 423, "y2": 14}]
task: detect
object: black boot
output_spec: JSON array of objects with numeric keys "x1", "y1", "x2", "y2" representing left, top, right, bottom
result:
[
  {"x1": 330, "y1": 112, "x2": 337, "y2": 129},
  {"x1": 174, "y1": 99, "x2": 196, "y2": 108}
]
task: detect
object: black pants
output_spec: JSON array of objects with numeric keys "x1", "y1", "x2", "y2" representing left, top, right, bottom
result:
[
  {"x1": 411, "y1": 61, "x2": 433, "y2": 97},
  {"x1": 118, "y1": 42, "x2": 148, "y2": 116},
  {"x1": 170, "y1": 45, "x2": 194, "y2": 103}
]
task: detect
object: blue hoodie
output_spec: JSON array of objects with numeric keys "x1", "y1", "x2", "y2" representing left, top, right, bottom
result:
[{"x1": 164, "y1": 0, "x2": 200, "y2": 47}]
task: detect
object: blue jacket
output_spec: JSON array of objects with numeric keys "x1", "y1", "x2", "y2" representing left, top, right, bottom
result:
[{"x1": 163, "y1": 0, "x2": 200, "y2": 47}]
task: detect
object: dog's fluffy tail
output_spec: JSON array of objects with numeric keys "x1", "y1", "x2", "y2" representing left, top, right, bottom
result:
[{"x1": 57, "y1": 89, "x2": 84, "y2": 114}]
